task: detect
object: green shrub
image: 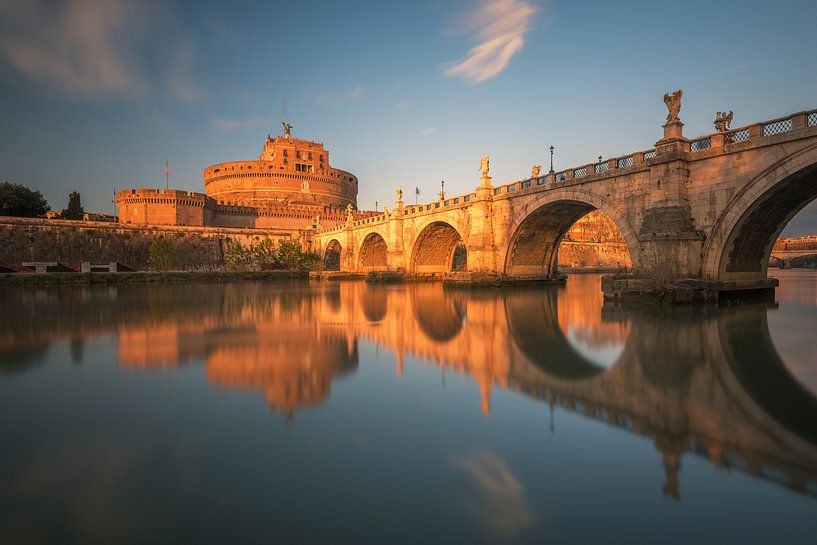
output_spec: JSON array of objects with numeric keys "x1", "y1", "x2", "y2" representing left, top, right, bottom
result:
[{"x1": 222, "y1": 237, "x2": 320, "y2": 272}]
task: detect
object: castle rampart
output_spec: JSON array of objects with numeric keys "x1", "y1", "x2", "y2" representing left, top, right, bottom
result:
[{"x1": 0, "y1": 216, "x2": 301, "y2": 270}]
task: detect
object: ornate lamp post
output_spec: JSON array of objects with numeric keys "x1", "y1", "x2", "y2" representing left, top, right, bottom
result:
[{"x1": 549, "y1": 145, "x2": 554, "y2": 173}]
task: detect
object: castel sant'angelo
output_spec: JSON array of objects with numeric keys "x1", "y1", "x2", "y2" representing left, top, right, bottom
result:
[{"x1": 116, "y1": 123, "x2": 365, "y2": 231}]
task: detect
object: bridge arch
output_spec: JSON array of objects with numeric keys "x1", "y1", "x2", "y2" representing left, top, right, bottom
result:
[
  {"x1": 410, "y1": 221, "x2": 466, "y2": 274},
  {"x1": 324, "y1": 239, "x2": 342, "y2": 271},
  {"x1": 358, "y1": 232, "x2": 389, "y2": 271},
  {"x1": 411, "y1": 285, "x2": 466, "y2": 342},
  {"x1": 702, "y1": 143, "x2": 817, "y2": 283},
  {"x1": 500, "y1": 189, "x2": 639, "y2": 277}
]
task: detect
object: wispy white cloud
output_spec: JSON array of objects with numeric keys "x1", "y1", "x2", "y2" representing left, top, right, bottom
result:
[
  {"x1": 212, "y1": 117, "x2": 264, "y2": 131},
  {"x1": 443, "y1": 0, "x2": 538, "y2": 84},
  {"x1": 394, "y1": 99, "x2": 416, "y2": 110},
  {"x1": 420, "y1": 127, "x2": 437, "y2": 136},
  {"x1": 0, "y1": 0, "x2": 202, "y2": 102},
  {"x1": 312, "y1": 85, "x2": 367, "y2": 105}
]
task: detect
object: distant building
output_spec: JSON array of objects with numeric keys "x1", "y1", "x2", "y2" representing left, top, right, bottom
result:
[{"x1": 116, "y1": 127, "x2": 362, "y2": 231}]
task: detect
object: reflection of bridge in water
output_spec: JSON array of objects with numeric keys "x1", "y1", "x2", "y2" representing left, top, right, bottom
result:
[{"x1": 2, "y1": 281, "x2": 817, "y2": 500}]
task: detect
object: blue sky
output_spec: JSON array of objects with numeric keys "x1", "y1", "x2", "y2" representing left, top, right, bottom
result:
[{"x1": 1, "y1": 0, "x2": 816, "y2": 234}]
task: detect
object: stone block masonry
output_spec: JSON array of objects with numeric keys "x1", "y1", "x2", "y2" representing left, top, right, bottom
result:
[{"x1": 0, "y1": 217, "x2": 299, "y2": 270}]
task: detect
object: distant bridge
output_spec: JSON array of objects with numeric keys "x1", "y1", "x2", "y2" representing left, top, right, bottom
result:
[{"x1": 316, "y1": 99, "x2": 817, "y2": 300}]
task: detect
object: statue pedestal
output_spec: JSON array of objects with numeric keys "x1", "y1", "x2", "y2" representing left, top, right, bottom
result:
[
  {"x1": 476, "y1": 175, "x2": 493, "y2": 199},
  {"x1": 656, "y1": 121, "x2": 689, "y2": 155},
  {"x1": 661, "y1": 121, "x2": 684, "y2": 140}
]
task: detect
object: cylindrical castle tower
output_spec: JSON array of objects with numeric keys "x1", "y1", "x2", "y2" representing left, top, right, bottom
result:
[{"x1": 203, "y1": 128, "x2": 357, "y2": 210}]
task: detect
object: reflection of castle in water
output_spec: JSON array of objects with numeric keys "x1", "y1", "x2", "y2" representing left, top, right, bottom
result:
[{"x1": 3, "y1": 280, "x2": 817, "y2": 500}]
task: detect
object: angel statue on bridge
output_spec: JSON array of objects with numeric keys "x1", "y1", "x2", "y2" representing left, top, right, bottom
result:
[
  {"x1": 663, "y1": 89, "x2": 683, "y2": 123},
  {"x1": 531, "y1": 165, "x2": 542, "y2": 178},
  {"x1": 714, "y1": 111, "x2": 734, "y2": 132},
  {"x1": 480, "y1": 155, "x2": 490, "y2": 177},
  {"x1": 395, "y1": 186, "x2": 403, "y2": 203}
]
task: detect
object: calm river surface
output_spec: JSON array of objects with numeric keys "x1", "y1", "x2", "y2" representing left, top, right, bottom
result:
[{"x1": 2, "y1": 272, "x2": 817, "y2": 544}]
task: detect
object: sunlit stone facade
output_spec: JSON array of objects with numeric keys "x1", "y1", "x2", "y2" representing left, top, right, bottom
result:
[{"x1": 116, "y1": 129, "x2": 359, "y2": 231}]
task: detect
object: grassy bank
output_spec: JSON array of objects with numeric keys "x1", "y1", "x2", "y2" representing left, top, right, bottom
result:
[{"x1": 0, "y1": 270, "x2": 308, "y2": 286}]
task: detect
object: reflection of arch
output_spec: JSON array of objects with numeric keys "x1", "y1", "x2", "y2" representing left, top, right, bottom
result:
[
  {"x1": 323, "y1": 284, "x2": 341, "y2": 312},
  {"x1": 410, "y1": 221, "x2": 464, "y2": 274},
  {"x1": 359, "y1": 285, "x2": 388, "y2": 322},
  {"x1": 324, "y1": 239, "x2": 342, "y2": 271},
  {"x1": 411, "y1": 286, "x2": 466, "y2": 342},
  {"x1": 501, "y1": 190, "x2": 638, "y2": 277},
  {"x1": 719, "y1": 304, "x2": 817, "y2": 447},
  {"x1": 359, "y1": 232, "x2": 388, "y2": 271},
  {"x1": 504, "y1": 289, "x2": 617, "y2": 379},
  {"x1": 702, "y1": 144, "x2": 817, "y2": 283}
]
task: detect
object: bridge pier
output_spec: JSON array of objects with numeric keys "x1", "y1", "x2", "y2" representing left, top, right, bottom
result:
[{"x1": 601, "y1": 275, "x2": 777, "y2": 305}]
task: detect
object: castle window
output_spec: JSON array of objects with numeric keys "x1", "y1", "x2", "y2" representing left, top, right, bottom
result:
[
  {"x1": 308, "y1": 152, "x2": 313, "y2": 160},
  {"x1": 283, "y1": 150, "x2": 288, "y2": 157}
]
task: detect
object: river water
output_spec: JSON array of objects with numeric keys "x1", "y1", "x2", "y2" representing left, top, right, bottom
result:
[{"x1": 1, "y1": 271, "x2": 816, "y2": 544}]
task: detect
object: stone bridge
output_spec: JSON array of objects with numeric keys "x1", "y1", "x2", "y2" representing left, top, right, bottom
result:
[{"x1": 315, "y1": 99, "x2": 817, "y2": 300}]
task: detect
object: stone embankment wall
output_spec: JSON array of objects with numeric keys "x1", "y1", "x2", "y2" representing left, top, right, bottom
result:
[{"x1": 0, "y1": 217, "x2": 299, "y2": 270}]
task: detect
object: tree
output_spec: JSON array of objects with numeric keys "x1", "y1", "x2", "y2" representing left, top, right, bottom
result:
[
  {"x1": 61, "y1": 191, "x2": 84, "y2": 220},
  {"x1": 147, "y1": 237, "x2": 179, "y2": 272},
  {"x1": 223, "y1": 239, "x2": 255, "y2": 271},
  {"x1": 0, "y1": 182, "x2": 50, "y2": 217}
]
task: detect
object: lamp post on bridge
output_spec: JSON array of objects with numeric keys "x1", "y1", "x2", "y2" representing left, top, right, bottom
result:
[{"x1": 549, "y1": 145, "x2": 554, "y2": 174}]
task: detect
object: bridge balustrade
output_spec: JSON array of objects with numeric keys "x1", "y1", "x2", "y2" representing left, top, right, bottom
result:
[
  {"x1": 690, "y1": 137, "x2": 712, "y2": 152},
  {"x1": 617, "y1": 156, "x2": 634, "y2": 168},
  {"x1": 726, "y1": 128, "x2": 750, "y2": 144},
  {"x1": 763, "y1": 118, "x2": 793, "y2": 137}
]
